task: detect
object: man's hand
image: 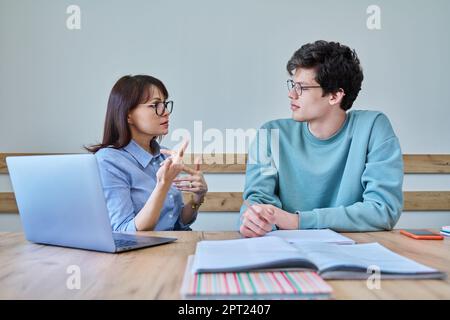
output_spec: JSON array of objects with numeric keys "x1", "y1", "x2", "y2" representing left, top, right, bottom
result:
[
  {"x1": 239, "y1": 204, "x2": 275, "y2": 237},
  {"x1": 256, "y1": 204, "x2": 300, "y2": 230},
  {"x1": 240, "y1": 203, "x2": 300, "y2": 237}
]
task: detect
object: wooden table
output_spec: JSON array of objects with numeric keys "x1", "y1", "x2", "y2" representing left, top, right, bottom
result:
[{"x1": 1, "y1": 230, "x2": 449, "y2": 299}]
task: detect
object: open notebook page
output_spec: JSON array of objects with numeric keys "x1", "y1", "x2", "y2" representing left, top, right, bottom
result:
[
  {"x1": 265, "y1": 229, "x2": 355, "y2": 245},
  {"x1": 292, "y1": 242, "x2": 439, "y2": 274},
  {"x1": 192, "y1": 236, "x2": 315, "y2": 273}
]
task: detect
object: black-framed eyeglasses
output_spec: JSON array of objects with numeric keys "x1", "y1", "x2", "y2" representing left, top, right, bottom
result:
[
  {"x1": 287, "y1": 80, "x2": 321, "y2": 96},
  {"x1": 145, "y1": 100, "x2": 173, "y2": 116}
]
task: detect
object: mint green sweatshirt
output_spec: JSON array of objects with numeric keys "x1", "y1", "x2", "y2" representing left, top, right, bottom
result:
[{"x1": 239, "y1": 110, "x2": 404, "y2": 232}]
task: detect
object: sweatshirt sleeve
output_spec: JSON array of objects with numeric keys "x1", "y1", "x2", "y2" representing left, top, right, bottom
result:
[
  {"x1": 299, "y1": 134, "x2": 404, "y2": 232},
  {"x1": 238, "y1": 126, "x2": 282, "y2": 228}
]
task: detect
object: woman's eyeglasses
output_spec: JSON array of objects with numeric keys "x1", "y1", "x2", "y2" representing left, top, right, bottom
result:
[{"x1": 145, "y1": 100, "x2": 174, "y2": 116}]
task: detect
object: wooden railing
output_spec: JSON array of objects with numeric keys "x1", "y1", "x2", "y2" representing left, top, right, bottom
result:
[{"x1": 1, "y1": 153, "x2": 449, "y2": 213}]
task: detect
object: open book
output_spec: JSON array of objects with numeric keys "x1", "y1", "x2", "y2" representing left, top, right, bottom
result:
[{"x1": 192, "y1": 237, "x2": 446, "y2": 280}]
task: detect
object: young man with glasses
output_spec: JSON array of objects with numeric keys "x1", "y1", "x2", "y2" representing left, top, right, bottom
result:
[{"x1": 239, "y1": 40, "x2": 403, "y2": 237}]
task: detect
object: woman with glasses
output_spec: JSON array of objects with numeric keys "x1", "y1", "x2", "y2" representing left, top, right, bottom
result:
[{"x1": 86, "y1": 75, "x2": 208, "y2": 231}]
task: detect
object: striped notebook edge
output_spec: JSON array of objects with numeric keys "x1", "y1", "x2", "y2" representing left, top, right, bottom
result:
[{"x1": 180, "y1": 255, "x2": 333, "y2": 300}]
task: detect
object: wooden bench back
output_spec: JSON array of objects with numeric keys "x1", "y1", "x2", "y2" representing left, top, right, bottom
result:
[{"x1": 1, "y1": 153, "x2": 449, "y2": 213}]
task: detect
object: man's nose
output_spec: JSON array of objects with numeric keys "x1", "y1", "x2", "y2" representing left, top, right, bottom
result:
[{"x1": 288, "y1": 89, "x2": 298, "y2": 100}]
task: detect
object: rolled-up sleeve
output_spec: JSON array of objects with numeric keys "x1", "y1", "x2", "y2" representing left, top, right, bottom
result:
[
  {"x1": 96, "y1": 158, "x2": 137, "y2": 232},
  {"x1": 175, "y1": 204, "x2": 197, "y2": 231}
]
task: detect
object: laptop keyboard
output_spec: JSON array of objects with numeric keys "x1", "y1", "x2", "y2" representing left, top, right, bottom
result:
[{"x1": 114, "y1": 238, "x2": 139, "y2": 248}]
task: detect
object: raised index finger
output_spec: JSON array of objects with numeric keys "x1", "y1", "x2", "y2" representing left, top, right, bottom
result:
[
  {"x1": 195, "y1": 156, "x2": 201, "y2": 171},
  {"x1": 177, "y1": 139, "x2": 189, "y2": 158},
  {"x1": 181, "y1": 164, "x2": 197, "y2": 175}
]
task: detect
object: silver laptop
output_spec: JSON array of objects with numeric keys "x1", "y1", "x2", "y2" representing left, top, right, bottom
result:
[{"x1": 6, "y1": 154, "x2": 177, "y2": 253}]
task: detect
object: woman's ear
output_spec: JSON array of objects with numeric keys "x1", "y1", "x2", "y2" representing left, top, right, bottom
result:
[
  {"x1": 329, "y1": 89, "x2": 345, "y2": 107},
  {"x1": 127, "y1": 113, "x2": 133, "y2": 125}
]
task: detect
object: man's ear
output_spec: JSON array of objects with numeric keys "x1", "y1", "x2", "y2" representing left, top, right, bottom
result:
[{"x1": 329, "y1": 89, "x2": 345, "y2": 107}]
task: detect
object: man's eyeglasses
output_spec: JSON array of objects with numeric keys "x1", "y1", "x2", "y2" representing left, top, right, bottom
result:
[
  {"x1": 287, "y1": 80, "x2": 321, "y2": 96},
  {"x1": 145, "y1": 100, "x2": 173, "y2": 116}
]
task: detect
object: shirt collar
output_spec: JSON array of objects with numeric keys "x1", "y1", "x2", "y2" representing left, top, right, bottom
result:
[{"x1": 123, "y1": 139, "x2": 161, "y2": 168}]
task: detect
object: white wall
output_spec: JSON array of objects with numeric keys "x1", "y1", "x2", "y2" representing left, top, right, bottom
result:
[{"x1": 1, "y1": 0, "x2": 449, "y2": 231}]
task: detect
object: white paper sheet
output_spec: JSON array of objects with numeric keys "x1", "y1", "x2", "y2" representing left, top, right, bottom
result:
[{"x1": 265, "y1": 229, "x2": 355, "y2": 245}]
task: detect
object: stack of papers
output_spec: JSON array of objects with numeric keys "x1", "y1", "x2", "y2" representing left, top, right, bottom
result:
[{"x1": 181, "y1": 255, "x2": 333, "y2": 300}]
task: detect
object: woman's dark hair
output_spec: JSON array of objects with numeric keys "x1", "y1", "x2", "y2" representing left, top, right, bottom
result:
[
  {"x1": 85, "y1": 75, "x2": 168, "y2": 153},
  {"x1": 286, "y1": 40, "x2": 363, "y2": 111}
]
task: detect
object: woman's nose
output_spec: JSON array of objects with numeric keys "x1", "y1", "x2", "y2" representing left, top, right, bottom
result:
[
  {"x1": 161, "y1": 108, "x2": 170, "y2": 117},
  {"x1": 162, "y1": 112, "x2": 170, "y2": 119}
]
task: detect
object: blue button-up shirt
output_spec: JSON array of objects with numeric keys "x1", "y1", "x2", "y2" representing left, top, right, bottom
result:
[{"x1": 95, "y1": 139, "x2": 193, "y2": 232}]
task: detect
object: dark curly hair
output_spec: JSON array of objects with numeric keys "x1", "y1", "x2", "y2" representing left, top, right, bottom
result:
[{"x1": 286, "y1": 40, "x2": 363, "y2": 111}]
